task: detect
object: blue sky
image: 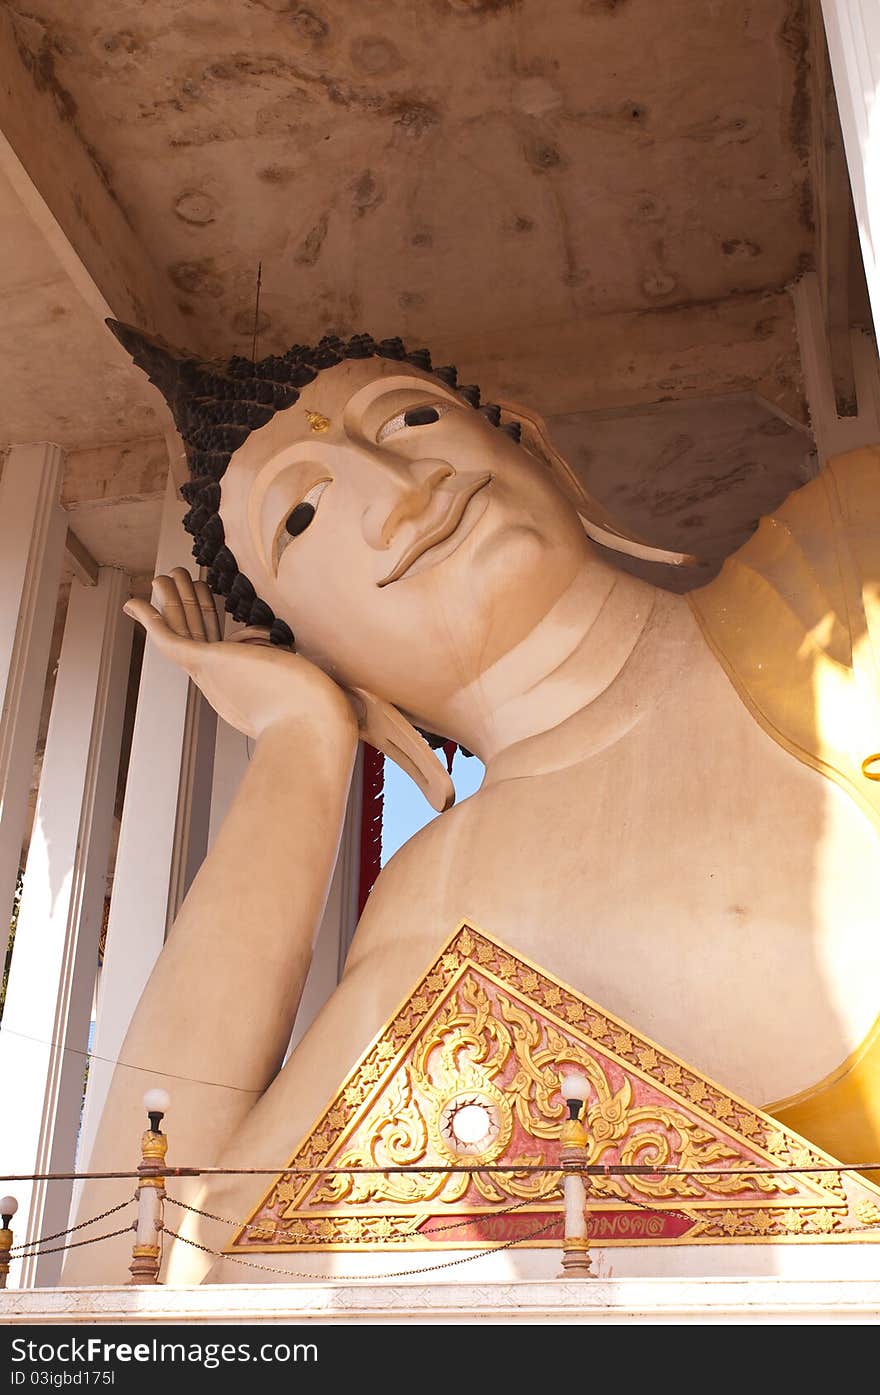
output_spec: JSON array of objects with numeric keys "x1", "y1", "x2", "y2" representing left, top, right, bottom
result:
[{"x1": 381, "y1": 748, "x2": 484, "y2": 864}]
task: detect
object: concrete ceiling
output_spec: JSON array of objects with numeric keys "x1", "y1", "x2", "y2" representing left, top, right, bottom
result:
[
  {"x1": 550, "y1": 391, "x2": 813, "y2": 588},
  {"x1": 3, "y1": 0, "x2": 815, "y2": 354},
  {"x1": 0, "y1": 161, "x2": 161, "y2": 448}
]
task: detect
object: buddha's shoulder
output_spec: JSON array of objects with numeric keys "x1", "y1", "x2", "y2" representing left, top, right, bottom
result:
[
  {"x1": 356, "y1": 781, "x2": 502, "y2": 930},
  {"x1": 381, "y1": 781, "x2": 486, "y2": 872}
]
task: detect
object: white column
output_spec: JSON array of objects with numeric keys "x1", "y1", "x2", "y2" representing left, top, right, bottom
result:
[
  {"x1": 792, "y1": 272, "x2": 880, "y2": 462},
  {"x1": 822, "y1": 1, "x2": 880, "y2": 337},
  {"x1": 0, "y1": 443, "x2": 66, "y2": 935},
  {"x1": 75, "y1": 474, "x2": 196, "y2": 1181},
  {"x1": 0, "y1": 570, "x2": 132, "y2": 1287}
]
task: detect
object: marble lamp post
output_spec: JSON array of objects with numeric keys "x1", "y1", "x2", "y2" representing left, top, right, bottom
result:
[{"x1": 559, "y1": 1071, "x2": 592, "y2": 1278}]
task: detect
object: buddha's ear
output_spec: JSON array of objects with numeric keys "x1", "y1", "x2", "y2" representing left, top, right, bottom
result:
[
  {"x1": 497, "y1": 397, "x2": 700, "y2": 569},
  {"x1": 348, "y1": 688, "x2": 455, "y2": 813}
]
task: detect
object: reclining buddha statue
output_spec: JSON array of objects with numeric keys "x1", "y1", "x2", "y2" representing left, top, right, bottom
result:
[{"x1": 65, "y1": 324, "x2": 880, "y2": 1282}]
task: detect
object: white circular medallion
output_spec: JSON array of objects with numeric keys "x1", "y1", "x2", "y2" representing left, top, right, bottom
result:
[{"x1": 449, "y1": 1102, "x2": 493, "y2": 1146}]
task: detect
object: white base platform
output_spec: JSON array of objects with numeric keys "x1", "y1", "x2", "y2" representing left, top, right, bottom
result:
[{"x1": 2, "y1": 1277, "x2": 880, "y2": 1324}]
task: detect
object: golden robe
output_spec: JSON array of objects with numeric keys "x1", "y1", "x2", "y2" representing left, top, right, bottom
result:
[{"x1": 690, "y1": 445, "x2": 880, "y2": 1163}]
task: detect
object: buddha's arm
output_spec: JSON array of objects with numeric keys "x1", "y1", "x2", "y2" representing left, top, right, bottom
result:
[{"x1": 83, "y1": 572, "x2": 358, "y2": 1173}]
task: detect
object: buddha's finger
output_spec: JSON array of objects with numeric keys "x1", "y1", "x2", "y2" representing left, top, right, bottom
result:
[
  {"x1": 123, "y1": 599, "x2": 184, "y2": 652},
  {"x1": 152, "y1": 575, "x2": 189, "y2": 637},
  {"x1": 169, "y1": 566, "x2": 207, "y2": 642},
  {"x1": 194, "y1": 580, "x2": 222, "y2": 642}
]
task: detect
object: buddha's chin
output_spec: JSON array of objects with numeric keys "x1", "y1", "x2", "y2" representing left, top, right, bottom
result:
[{"x1": 470, "y1": 522, "x2": 552, "y2": 587}]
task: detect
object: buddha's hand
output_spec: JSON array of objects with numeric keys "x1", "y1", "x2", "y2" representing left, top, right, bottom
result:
[{"x1": 123, "y1": 569, "x2": 356, "y2": 742}]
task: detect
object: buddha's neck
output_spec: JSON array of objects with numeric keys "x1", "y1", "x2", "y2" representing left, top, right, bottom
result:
[{"x1": 440, "y1": 560, "x2": 658, "y2": 764}]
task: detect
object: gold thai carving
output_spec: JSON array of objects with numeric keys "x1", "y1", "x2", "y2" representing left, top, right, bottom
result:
[
  {"x1": 230, "y1": 924, "x2": 880, "y2": 1252},
  {"x1": 560, "y1": 1119, "x2": 587, "y2": 1150}
]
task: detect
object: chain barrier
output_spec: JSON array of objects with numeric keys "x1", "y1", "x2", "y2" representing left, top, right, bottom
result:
[
  {"x1": 7, "y1": 1196, "x2": 137, "y2": 1257},
  {"x1": 7, "y1": 1225, "x2": 135, "y2": 1263},
  {"x1": 163, "y1": 1202, "x2": 564, "y2": 1283},
  {"x1": 580, "y1": 1176, "x2": 695, "y2": 1229},
  {"x1": 166, "y1": 1186, "x2": 563, "y2": 1238},
  {"x1": 0, "y1": 1155, "x2": 865, "y2": 1276}
]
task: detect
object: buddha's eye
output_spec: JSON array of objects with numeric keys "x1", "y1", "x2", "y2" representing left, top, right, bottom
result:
[
  {"x1": 403, "y1": 406, "x2": 440, "y2": 426},
  {"x1": 286, "y1": 502, "x2": 315, "y2": 537},
  {"x1": 377, "y1": 400, "x2": 454, "y2": 444},
  {"x1": 276, "y1": 479, "x2": 329, "y2": 569}
]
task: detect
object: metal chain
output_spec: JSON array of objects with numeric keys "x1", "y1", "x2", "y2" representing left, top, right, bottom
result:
[
  {"x1": 166, "y1": 1186, "x2": 562, "y2": 1237},
  {"x1": 397, "y1": 1188, "x2": 562, "y2": 1237},
  {"x1": 164, "y1": 1196, "x2": 238, "y2": 1227},
  {"x1": 8, "y1": 1196, "x2": 137, "y2": 1256},
  {"x1": 579, "y1": 1176, "x2": 695, "y2": 1228},
  {"x1": 163, "y1": 1208, "x2": 563, "y2": 1283},
  {"x1": 8, "y1": 1224, "x2": 135, "y2": 1263}
]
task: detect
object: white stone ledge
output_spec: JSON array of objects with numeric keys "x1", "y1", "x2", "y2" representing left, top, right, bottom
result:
[{"x1": 2, "y1": 1277, "x2": 880, "y2": 1324}]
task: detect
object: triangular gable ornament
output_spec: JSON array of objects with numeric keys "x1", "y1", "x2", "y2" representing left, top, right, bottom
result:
[{"x1": 230, "y1": 925, "x2": 880, "y2": 1253}]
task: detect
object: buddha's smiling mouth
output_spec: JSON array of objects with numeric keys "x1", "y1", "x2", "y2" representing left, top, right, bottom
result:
[{"x1": 377, "y1": 473, "x2": 492, "y2": 586}]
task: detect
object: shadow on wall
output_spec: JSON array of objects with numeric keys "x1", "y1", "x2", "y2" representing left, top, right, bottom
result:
[{"x1": 549, "y1": 392, "x2": 814, "y2": 591}]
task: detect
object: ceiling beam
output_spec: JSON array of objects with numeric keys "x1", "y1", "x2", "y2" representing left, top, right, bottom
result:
[
  {"x1": 64, "y1": 529, "x2": 99, "y2": 588},
  {"x1": 445, "y1": 289, "x2": 808, "y2": 427},
  {"x1": 61, "y1": 437, "x2": 168, "y2": 512}
]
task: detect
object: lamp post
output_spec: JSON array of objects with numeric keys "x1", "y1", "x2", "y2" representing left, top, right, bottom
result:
[
  {"x1": 129, "y1": 1089, "x2": 170, "y2": 1286},
  {"x1": 558, "y1": 1071, "x2": 592, "y2": 1278},
  {"x1": 0, "y1": 1196, "x2": 18, "y2": 1289}
]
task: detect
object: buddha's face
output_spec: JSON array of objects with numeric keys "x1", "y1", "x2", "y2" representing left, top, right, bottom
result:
[{"x1": 220, "y1": 357, "x2": 591, "y2": 720}]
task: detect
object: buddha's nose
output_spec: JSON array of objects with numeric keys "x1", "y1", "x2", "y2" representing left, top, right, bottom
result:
[{"x1": 363, "y1": 461, "x2": 454, "y2": 551}]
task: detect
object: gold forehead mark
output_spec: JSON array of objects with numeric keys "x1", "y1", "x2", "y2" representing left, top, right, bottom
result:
[{"x1": 306, "y1": 410, "x2": 330, "y2": 434}]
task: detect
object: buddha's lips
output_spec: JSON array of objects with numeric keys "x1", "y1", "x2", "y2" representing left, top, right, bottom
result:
[{"x1": 377, "y1": 473, "x2": 492, "y2": 586}]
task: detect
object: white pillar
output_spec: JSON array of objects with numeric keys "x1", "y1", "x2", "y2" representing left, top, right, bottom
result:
[
  {"x1": 822, "y1": 1, "x2": 880, "y2": 338},
  {"x1": 75, "y1": 474, "x2": 197, "y2": 1183},
  {"x1": 792, "y1": 272, "x2": 880, "y2": 462},
  {"x1": 0, "y1": 443, "x2": 66, "y2": 935},
  {"x1": 0, "y1": 570, "x2": 132, "y2": 1287}
]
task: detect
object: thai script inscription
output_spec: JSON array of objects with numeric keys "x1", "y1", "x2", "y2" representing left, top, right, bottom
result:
[{"x1": 418, "y1": 1209, "x2": 694, "y2": 1243}]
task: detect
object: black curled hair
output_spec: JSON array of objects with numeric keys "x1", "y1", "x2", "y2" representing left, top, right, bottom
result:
[{"x1": 108, "y1": 323, "x2": 521, "y2": 658}]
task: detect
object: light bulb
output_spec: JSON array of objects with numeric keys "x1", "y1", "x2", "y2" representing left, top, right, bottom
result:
[
  {"x1": 0, "y1": 1196, "x2": 18, "y2": 1218},
  {"x1": 561, "y1": 1071, "x2": 590, "y2": 1104},
  {"x1": 143, "y1": 1088, "x2": 171, "y2": 1114}
]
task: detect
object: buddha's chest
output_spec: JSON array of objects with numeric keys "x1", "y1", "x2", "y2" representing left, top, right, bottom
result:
[{"x1": 362, "y1": 712, "x2": 880, "y2": 1105}]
